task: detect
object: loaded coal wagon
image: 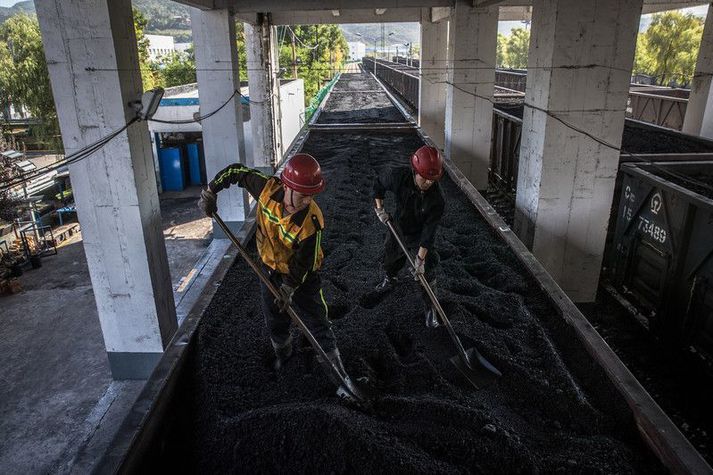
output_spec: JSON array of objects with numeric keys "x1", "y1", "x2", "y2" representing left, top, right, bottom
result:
[
  {"x1": 488, "y1": 103, "x2": 713, "y2": 352},
  {"x1": 611, "y1": 161, "x2": 713, "y2": 357},
  {"x1": 97, "y1": 72, "x2": 710, "y2": 474}
]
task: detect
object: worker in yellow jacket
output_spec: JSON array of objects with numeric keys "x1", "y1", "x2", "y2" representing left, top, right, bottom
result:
[{"x1": 198, "y1": 154, "x2": 345, "y2": 376}]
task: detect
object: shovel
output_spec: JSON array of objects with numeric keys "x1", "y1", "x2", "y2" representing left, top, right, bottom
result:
[
  {"x1": 385, "y1": 220, "x2": 502, "y2": 389},
  {"x1": 212, "y1": 212, "x2": 371, "y2": 405}
]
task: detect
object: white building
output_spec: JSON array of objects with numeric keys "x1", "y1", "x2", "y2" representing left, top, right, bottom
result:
[
  {"x1": 347, "y1": 41, "x2": 366, "y2": 62},
  {"x1": 174, "y1": 42, "x2": 192, "y2": 54},
  {"x1": 146, "y1": 34, "x2": 175, "y2": 61}
]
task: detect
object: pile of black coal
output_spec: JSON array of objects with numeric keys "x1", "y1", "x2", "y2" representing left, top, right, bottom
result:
[
  {"x1": 317, "y1": 73, "x2": 407, "y2": 124},
  {"x1": 171, "y1": 130, "x2": 662, "y2": 473}
]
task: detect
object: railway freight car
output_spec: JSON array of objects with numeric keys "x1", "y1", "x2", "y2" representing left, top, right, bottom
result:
[
  {"x1": 612, "y1": 161, "x2": 713, "y2": 358},
  {"x1": 488, "y1": 103, "x2": 713, "y2": 352}
]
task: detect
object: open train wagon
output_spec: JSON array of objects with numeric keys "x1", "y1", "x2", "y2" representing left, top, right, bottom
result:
[
  {"x1": 612, "y1": 161, "x2": 713, "y2": 358},
  {"x1": 98, "y1": 73, "x2": 710, "y2": 474},
  {"x1": 489, "y1": 103, "x2": 713, "y2": 355}
]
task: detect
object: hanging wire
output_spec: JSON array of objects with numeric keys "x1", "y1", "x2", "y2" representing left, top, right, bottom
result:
[
  {"x1": 2, "y1": 85, "x2": 266, "y2": 192},
  {"x1": 287, "y1": 26, "x2": 319, "y2": 50},
  {"x1": 418, "y1": 73, "x2": 713, "y2": 194},
  {"x1": 0, "y1": 118, "x2": 138, "y2": 193}
]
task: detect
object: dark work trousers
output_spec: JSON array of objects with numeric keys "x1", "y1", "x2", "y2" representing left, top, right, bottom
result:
[
  {"x1": 382, "y1": 227, "x2": 440, "y2": 310},
  {"x1": 260, "y1": 266, "x2": 336, "y2": 353}
]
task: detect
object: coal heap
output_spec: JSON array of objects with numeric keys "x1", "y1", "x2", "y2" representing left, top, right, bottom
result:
[
  {"x1": 317, "y1": 73, "x2": 407, "y2": 124},
  {"x1": 176, "y1": 130, "x2": 661, "y2": 473},
  {"x1": 493, "y1": 102, "x2": 713, "y2": 155}
]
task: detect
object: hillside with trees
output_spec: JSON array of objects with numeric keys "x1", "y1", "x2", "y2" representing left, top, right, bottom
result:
[{"x1": 0, "y1": 1, "x2": 33, "y2": 24}]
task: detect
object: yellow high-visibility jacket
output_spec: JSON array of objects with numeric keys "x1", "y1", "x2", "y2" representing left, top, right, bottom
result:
[{"x1": 209, "y1": 163, "x2": 324, "y2": 287}]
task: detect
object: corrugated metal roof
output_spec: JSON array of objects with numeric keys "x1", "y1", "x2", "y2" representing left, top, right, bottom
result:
[
  {"x1": 14, "y1": 160, "x2": 36, "y2": 172},
  {"x1": 1, "y1": 150, "x2": 23, "y2": 160}
]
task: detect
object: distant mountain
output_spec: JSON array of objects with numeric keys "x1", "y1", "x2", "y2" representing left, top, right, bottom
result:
[
  {"x1": 341, "y1": 23, "x2": 420, "y2": 50},
  {"x1": 0, "y1": 1, "x2": 34, "y2": 24},
  {"x1": 0, "y1": 0, "x2": 419, "y2": 51},
  {"x1": 0, "y1": 0, "x2": 191, "y2": 33}
]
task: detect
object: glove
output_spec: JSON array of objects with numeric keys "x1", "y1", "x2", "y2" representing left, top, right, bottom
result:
[
  {"x1": 275, "y1": 283, "x2": 296, "y2": 313},
  {"x1": 374, "y1": 207, "x2": 390, "y2": 225},
  {"x1": 411, "y1": 256, "x2": 425, "y2": 281},
  {"x1": 198, "y1": 188, "x2": 217, "y2": 217}
]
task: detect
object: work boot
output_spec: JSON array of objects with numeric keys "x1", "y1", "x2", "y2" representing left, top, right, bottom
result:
[
  {"x1": 271, "y1": 336, "x2": 293, "y2": 371},
  {"x1": 375, "y1": 275, "x2": 398, "y2": 292}
]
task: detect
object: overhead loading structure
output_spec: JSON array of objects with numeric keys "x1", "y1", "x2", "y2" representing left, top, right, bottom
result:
[{"x1": 100, "y1": 71, "x2": 711, "y2": 473}]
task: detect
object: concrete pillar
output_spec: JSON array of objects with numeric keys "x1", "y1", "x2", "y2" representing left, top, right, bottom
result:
[
  {"x1": 270, "y1": 24, "x2": 285, "y2": 158},
  {"x1": 36, "y1": 0, "x2": 177, "y2": 379},
  {"x1": 514, "y1": 0, "x2": 643, "y2": 302},
  {"x1": 245, "y1": 14, "x2": 281, "y2": 172},
  {"x1": 683, "y1": 4, "x2": 713, "y2": 138},
  {"x1": 419, "y1": 9, "x2": 449, "y2": 149},
  {"x1": 191, "y1": 8, "x2": 248, "y2": 236},
  {"x1": 443, "y1": 1, "x2": 498, "y2": 190}
]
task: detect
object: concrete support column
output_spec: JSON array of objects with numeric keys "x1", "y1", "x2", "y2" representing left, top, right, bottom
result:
[
  {"x1": 36, "y1": 0, "x2": 176, "y2": 379},
  {"x1": 245, "y1": 14, "x2": 281, "y2": 171},
  {"x1": 419, "y1": 9, "x2": 449, "y2": 149},
  {"x1": 443, "y1": 1, "x2": 498, "y2": 190},
  {"x1": 683, "y1": 4, "x2": 713, "y2": 138},
  {"x1": 514, "y1": 0, "x2": 643, "y2": 302},
  {"x1": 191, "y1": 8, "x2": 248, "y2": 236}
]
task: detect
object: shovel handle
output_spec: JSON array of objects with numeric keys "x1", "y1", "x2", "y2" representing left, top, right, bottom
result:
[
  {"x1": 385, "y1": 220, "x2": 473, "y2": 363},
  {"x1": 212, "y1": 213, "x2": 351, "y2": 387}
]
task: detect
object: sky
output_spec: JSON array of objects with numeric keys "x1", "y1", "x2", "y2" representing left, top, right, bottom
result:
[
  {"x1": 497, "y1": 4, "x2": 709, "y2": 35},
  {"x1": 0, "y1": 0, "x2": 19, "y2": 7}
]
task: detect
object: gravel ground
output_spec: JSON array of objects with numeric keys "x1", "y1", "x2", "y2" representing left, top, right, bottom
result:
[{"x1": 161, "y1": 130, "x2": 662, "y2": 473}]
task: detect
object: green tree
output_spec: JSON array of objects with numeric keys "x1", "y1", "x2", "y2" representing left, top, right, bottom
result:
[
  {"x1": 278, "y1": 25, "x2": 349, "y2": 105},
  {"x1": 496, "y1": 33, "x2": 507, "y2": 67},
  {"x1": 0, "y1": 14, "x2": 56, "y2": 129},
  {"x1": 504, "y1": 28, "x2": 529, "y2": 69},
  {"x1": 160, "y1": 50, "x2": 196, "y2": 87},
  {"x1": 134, "y1": 8, "x2": 161, "y2": 90},
  {"x1": 634, "y1": 12, "x2": 703, "y2": 86}
]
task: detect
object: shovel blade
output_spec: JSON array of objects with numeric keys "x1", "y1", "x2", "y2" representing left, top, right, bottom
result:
[
  {"x1": 336, "y1": 377, "x2": 375, "y2": 408},
  {"x1": 449, "y1": 347, "x2": 502, "y2": 389}
]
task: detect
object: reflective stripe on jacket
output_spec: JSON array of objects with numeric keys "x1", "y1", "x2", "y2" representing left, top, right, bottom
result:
[{"x1": 256, "y1": 178, "x2": 325, "y2": 282}]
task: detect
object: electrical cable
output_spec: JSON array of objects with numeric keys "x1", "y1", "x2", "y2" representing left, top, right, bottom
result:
[
  {"x1": 148, "y1": 89, "x2": 239, "y2": 124},
  {"x1": 0, "y1": 118, "x2": 138, "y2": 193},
  {"x1": 287, "y1": 26, "x2": 319, "y2": 50},
  {"x1": 2, "y1": 82, "x2": 267, "y2": 192},
  {"x1": 407, "y1": 65, "x2": 713, "y2": 194},
  {"x1": 4, "y1": 59, "x2": 706, "y2": 193}
]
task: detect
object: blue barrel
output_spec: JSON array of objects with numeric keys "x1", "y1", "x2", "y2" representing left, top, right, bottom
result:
[
  {"x1": 158, "y1": 147, "x2": 185, "y2": 191},
  {"x1": 186, "y1": 143, "x2": 204, "y2": 185}
]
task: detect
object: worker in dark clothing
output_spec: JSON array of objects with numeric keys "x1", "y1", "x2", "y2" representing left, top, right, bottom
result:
[
  {"x1": 198, "y1": 154, "x2": 347, "y2": 376},
  {"x1": 373, "y1": 145, "x2": 446, "y2": 328}
]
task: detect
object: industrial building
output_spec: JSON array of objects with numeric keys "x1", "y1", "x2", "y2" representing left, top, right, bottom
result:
[{"x1": 2, "y1": 0, "x2": 713, "y2": 473}]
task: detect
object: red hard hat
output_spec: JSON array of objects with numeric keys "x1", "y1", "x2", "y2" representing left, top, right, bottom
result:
[
  {"x1": 280, "y1": 153, "x2": 325, "y2": 195},
  {"x1": 410, "y1": 146, "x2": 443, "y2": 181}
]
